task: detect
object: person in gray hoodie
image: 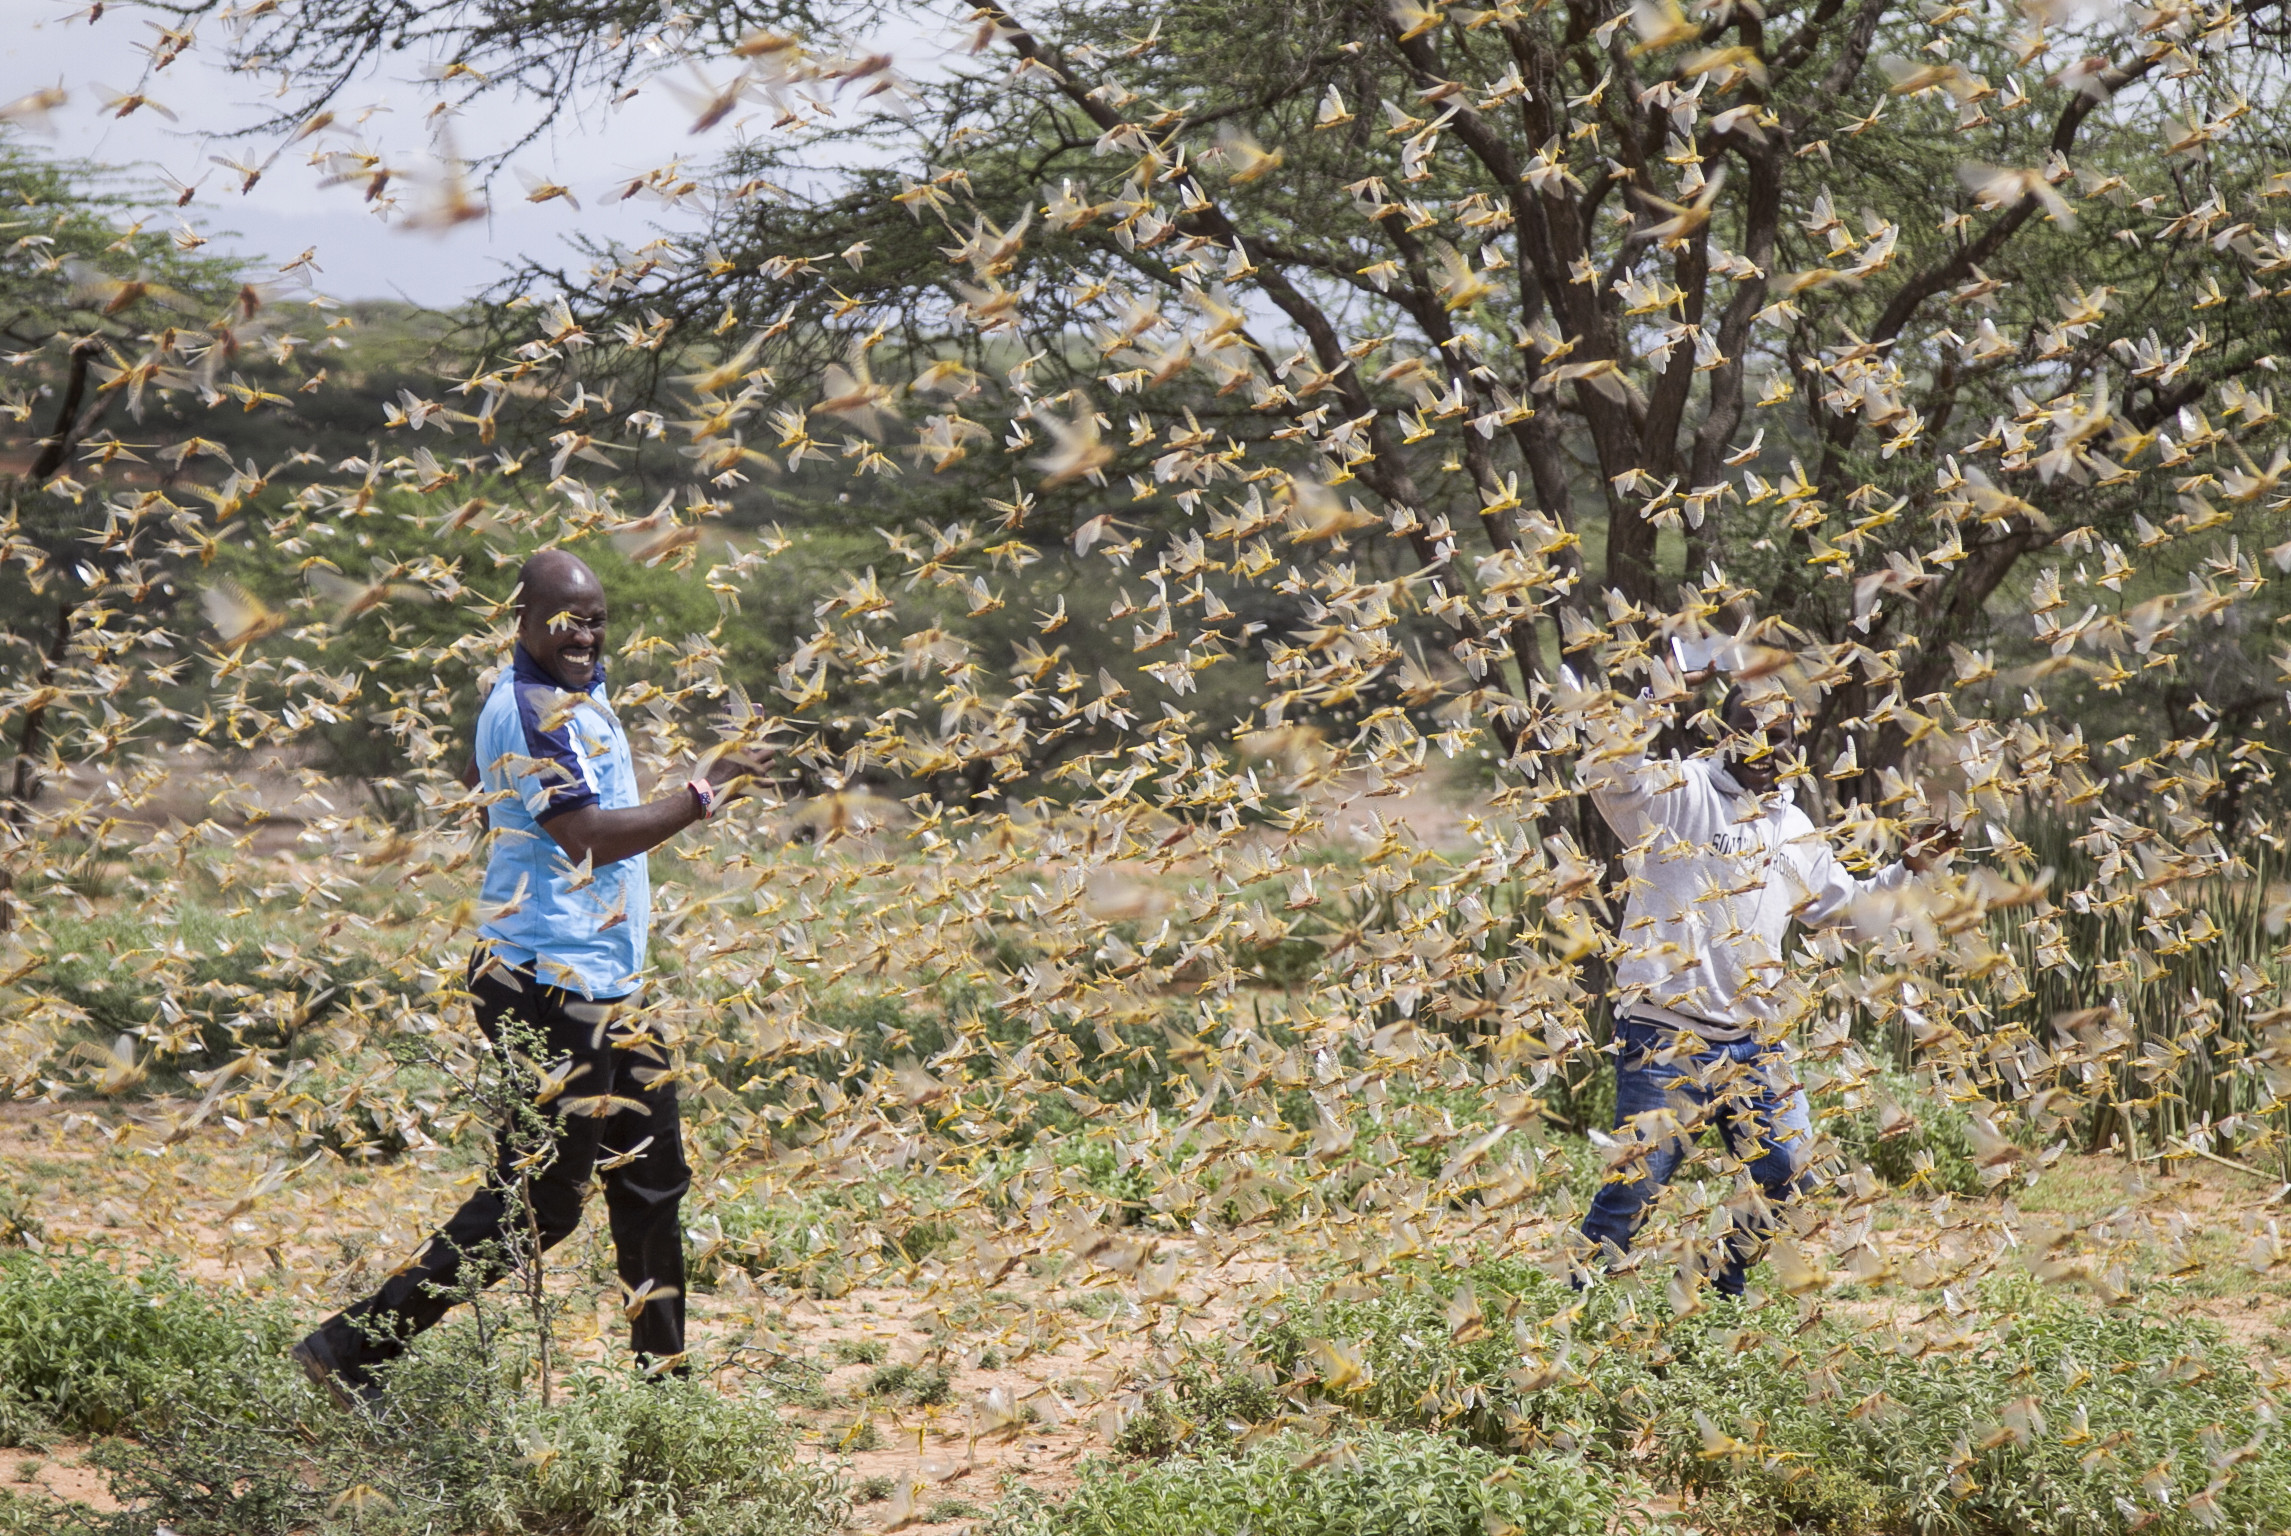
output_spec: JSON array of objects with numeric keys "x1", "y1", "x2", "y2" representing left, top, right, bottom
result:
[{"x1": 1573, "y1": 685, "x2": 1951, "y2": 1296}]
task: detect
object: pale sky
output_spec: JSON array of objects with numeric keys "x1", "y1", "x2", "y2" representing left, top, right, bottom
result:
[{"x1": 1, "y1": 5, "x2": 924, "y2": 306}]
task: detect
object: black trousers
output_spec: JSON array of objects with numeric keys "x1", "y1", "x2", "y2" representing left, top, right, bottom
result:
[{"x1": 316, "y1": 955, "x2": 691, "y2": 1369}]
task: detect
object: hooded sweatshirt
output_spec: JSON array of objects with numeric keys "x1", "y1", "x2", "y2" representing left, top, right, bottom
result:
[{"x1": 1581, "y1": 749, "x2": 1909, "y2": 1041}]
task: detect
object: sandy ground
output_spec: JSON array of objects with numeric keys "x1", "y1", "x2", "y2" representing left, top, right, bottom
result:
[
  {"x1": 5, "y1": 757, "x2": 2287, "y2": 1529},
  {"x1": 3, "y1": 1090, "x2": 2288, "y2": 1532},
  {"x1": 0, "y1": 1099, "x2": 1195, "y2": 1532}
]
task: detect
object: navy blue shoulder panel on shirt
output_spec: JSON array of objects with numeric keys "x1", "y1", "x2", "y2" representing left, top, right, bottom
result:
[{"x1": 509, "y1": 646, "x2": 601, "y2": 826}]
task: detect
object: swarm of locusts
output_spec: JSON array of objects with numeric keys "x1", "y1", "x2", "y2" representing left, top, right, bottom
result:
[{"x1": 7, "y1": 0, "x2": 2291, "y2": 1519}]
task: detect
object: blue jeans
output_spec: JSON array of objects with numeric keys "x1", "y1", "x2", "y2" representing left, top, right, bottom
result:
[{"x1": 1577, "y1": 1017, "x2": 1814, "y2": 1297}]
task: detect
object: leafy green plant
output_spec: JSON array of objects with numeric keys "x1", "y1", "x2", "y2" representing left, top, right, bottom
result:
[
  {"x1": 0, "y1": 1251, "x2": 844, "y2": 1535},
  {"x1": 1241, "y1": 1261, "x2": 2291, "y2": 1536},
  {"x1": 1061, "y1": 1139, "x2": 1153, "y2": 1220},
  {"x1": 1031, "y1": 1429, "x2": 1634, "y2": 1536},
  {"x1": 96, "y1": 1310, "x2": 847, "y2": 1536},
  {"x1": 498, "y1": 1373, "x2": 846, "y2": 1536},
  {"x1": 1825, "y1": 1069, "x2": 1986, "y2": 1196},
  {"x1": 0, "y1": 1251, "x2": 290, "y2": 1438},
  {"x1": 862, "y1": 1362, "x2": 952, "y2": 1407},
  {"x1": 831, "y1": 1416, "x2": 884, "y2": 1452},
  {"x1": 1114, "y1": 1359, "x2": 1283, "y2": 1459},
  {"x1": 0, "y1": 1487, "x2": 99, "y2": 1536},
  {"x1": 923, "y1": 1498, "x2": 982, "y2": 1521}
]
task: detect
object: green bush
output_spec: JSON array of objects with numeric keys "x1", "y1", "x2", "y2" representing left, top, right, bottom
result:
[
  {"x1": 1243, "y1": 935, "x2": 1325, "y2": 990},
  {"x1": 862, "y1": 1361, "x2": 952, "y2": 1406},
  {"x1": 1242, "y1": 1261, "x2": 2291, "y2": 1536},
  {"x1": 697, "y1": 1165, "x2": 963, "y2": 1293},
  {"x1": 497, "y1": 1373, "x2": 846, "y2": 1536},
  {"x1": 0, "y1": 1253, "x2": 843, "y2": 1536},
  {"x1": 98, "y1": 1312, "x2": 848, "y2": 1536},
  {"x1": 0, "y1": 1487, "x2": 99, "y2": 1536},
  {"x1": 1034, "y1": 1429, "x2": 1633, "y2": 1536},
  {"x1": 1114, "y1": 1358, "x2": 1283, "y2": 1459},
  {"x1": 39, "y1": 910, "x2": 403, "y2": 1067},
  {"x1": 0, "y1": 1251, "x2": 290, "y2": 1438},
  {"x1": 1826, "y1": 1069, "x2": 1986, "y2": 1196},
  {"x1": 1061, "y1": 1139, "x2": 1153, "y2": 1219}
]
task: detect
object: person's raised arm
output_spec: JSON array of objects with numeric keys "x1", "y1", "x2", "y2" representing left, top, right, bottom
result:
[
  {"x1": 1790, "y1": 819, "x2": 1957, "y2": 929},
  {"x1": 534, "y1": 752, "x2": 766, "y2": 867}
]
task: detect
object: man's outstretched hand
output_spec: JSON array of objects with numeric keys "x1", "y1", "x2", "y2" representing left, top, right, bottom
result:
[
  {"x1": 699, "y1": 746, "x2": 778, "y2": 805},
  {"x1": 1904, "y1": 822, "x2": 1962, "y2": 874}
]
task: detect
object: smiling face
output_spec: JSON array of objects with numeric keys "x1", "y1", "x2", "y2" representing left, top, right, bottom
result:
[{"x1": 515, "y1": 553, "x2": 608, "y2": 691}]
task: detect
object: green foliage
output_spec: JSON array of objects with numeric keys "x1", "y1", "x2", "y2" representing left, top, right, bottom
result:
[
  {"x1": 1245, "y1": 935, "x2": 1326, "y2": 991},
  {"x1": 695, "y1": 1159, "x2": 970, "y2": 1294},
  {"x1": 0, "y1": 1487, "x2": 100, "y2": 1536},
  {"x1": 494, "y1": 1373, "x2": 845, "y2": 1536},
  {"x1": 203, "y1": 512, "x2": 734, "y2": 788},
  {"x1": 1115, "y1": 1359, "x2": 1283, "y2": 1459},
  {"x1": 1030, "y1": 1429, "x2": 1633, "y2": 1536},
  {"x1": 0, "y1": 130, "x2": 241, "y2": 638},
  {"x1": 95, "y1": 1311, "x2": 846, "y2": 1536},
  {"x1": 0, "y1": 1250, "x2": 290, "y2": 1438},
  {"x1": 0, "y1": 1253, "x2": 843, "y2": 1536},
  {"x1": 1061, "y1": 1139, "x2": 1154, "y2": 1217},
  {"x1": 1826, "y1": 1070, "x2": 1986, "y2": 1197},
  {"x1": 0, "y1": 132, "x2": 240, "y2": 364},
  {"x1": 923, "y1": 1497, "x2": 983, "y2": 1521},
  {"x1": 831, "y1": 1337, "x2": 887, "y2": 1366},
  {"x1": 1241, "y1": 1261, "x2": 2291, "y2": 1536},
  {"x1": 862, "y1": 1361, "x2": 952, "y2": 1406},
  {"x1": 37, "y1": 908, "x2": 397, "y2": 1066},
  {"x1": 1987, "y1": 816, "x2": 2291, "y2": 1156}
]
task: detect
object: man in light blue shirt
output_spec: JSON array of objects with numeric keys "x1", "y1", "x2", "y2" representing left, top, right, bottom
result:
[
  {"x1": 294, "y1": 549, "x2": 759, "y2": 1404},
  {"x1": 470, "y1": 586, "x2": 656, "y2": 998}
]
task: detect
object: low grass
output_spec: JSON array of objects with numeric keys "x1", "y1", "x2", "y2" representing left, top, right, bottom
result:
[
  {"x1": 0, "y1": 1250, "x2": 847, "y2": 1536},
  {"x1": 1824, "y1": 1069, "x2": 1987, "y2": 1197},
  {"x1": 0, "y1": 1249, "x2": 292, "y2": 1440},
  {"x1": 1023, "y1": 1428, "x2": 1637, "y2": 1536},
  {"x1": 1216, "y1": 1259, "x2": 2291, "y2": 1536}
]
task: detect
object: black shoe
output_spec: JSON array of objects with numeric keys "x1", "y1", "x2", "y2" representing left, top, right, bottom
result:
[{"x1": 293, "y1": 1327, "x2": 383, "y2": 1413}]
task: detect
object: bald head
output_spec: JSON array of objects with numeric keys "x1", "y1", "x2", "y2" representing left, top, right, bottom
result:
[
  {"x1": 517, "y1": 550, "x2": 602, "y2": 616},
  {"x1": 515, "y1": 550, "x2": 608, "y2": 691}
]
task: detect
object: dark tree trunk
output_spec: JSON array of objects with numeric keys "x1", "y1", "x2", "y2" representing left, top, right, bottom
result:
[
  {"x1": 29, "y1": 340, "x2": 101, "y2": 482},
  {"x1": 0, "y1": 600, "x2": 75, "y2": 930}
]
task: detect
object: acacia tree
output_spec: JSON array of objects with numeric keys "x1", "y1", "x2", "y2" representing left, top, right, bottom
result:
[
  {"x1": 0, "y1": 131, "x2": 241, "y2": 874},
  {"x1": 171, "y1": 0, "x2": 2291, "y2": 814},
  {"x1": 19, "y1": 0, "x2": 2291, "y2": 1422}
]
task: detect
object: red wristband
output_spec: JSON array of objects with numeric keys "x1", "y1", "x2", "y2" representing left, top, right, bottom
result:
[{"x1": 687, "y1": 777, "x2": 718, "y2": 819}]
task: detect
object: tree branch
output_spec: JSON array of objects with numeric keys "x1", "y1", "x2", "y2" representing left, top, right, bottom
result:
[{"x1": 29, "y1": 340, "x2": 100, "y2": 482}]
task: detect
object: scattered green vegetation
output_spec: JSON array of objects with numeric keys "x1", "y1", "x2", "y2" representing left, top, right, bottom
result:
[
  {"x1": 0, "y1": 1250, "x2": 290, "y2": 1439},
  {"x1": 1827, "y1": 1070, "x2": 1987, "y2": 1196},
  {"x1": 863, "y1": 1361, "x2": 953, "y2": 1407},
  {"x1": 1227, "y1": 1261, "x2": 2291, "y2": 1536},
  {"x1": 1115, "y1": 1359, "x2": 1284, "y2": 1459},
  {"x1": 923, "y1": 1497, "x2": 983, "y2": 1521},
  {"x1": 1026, "y1": 1429, "x2": 1634, "y2": 1536},
  {"x1": 0, "y1": 1252, "x2": 845, "y2": 1536}
]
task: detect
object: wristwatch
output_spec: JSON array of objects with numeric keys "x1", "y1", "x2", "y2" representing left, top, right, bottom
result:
[{"x1": 687, "y1": 776, "x2": 719, "y2": 819}]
